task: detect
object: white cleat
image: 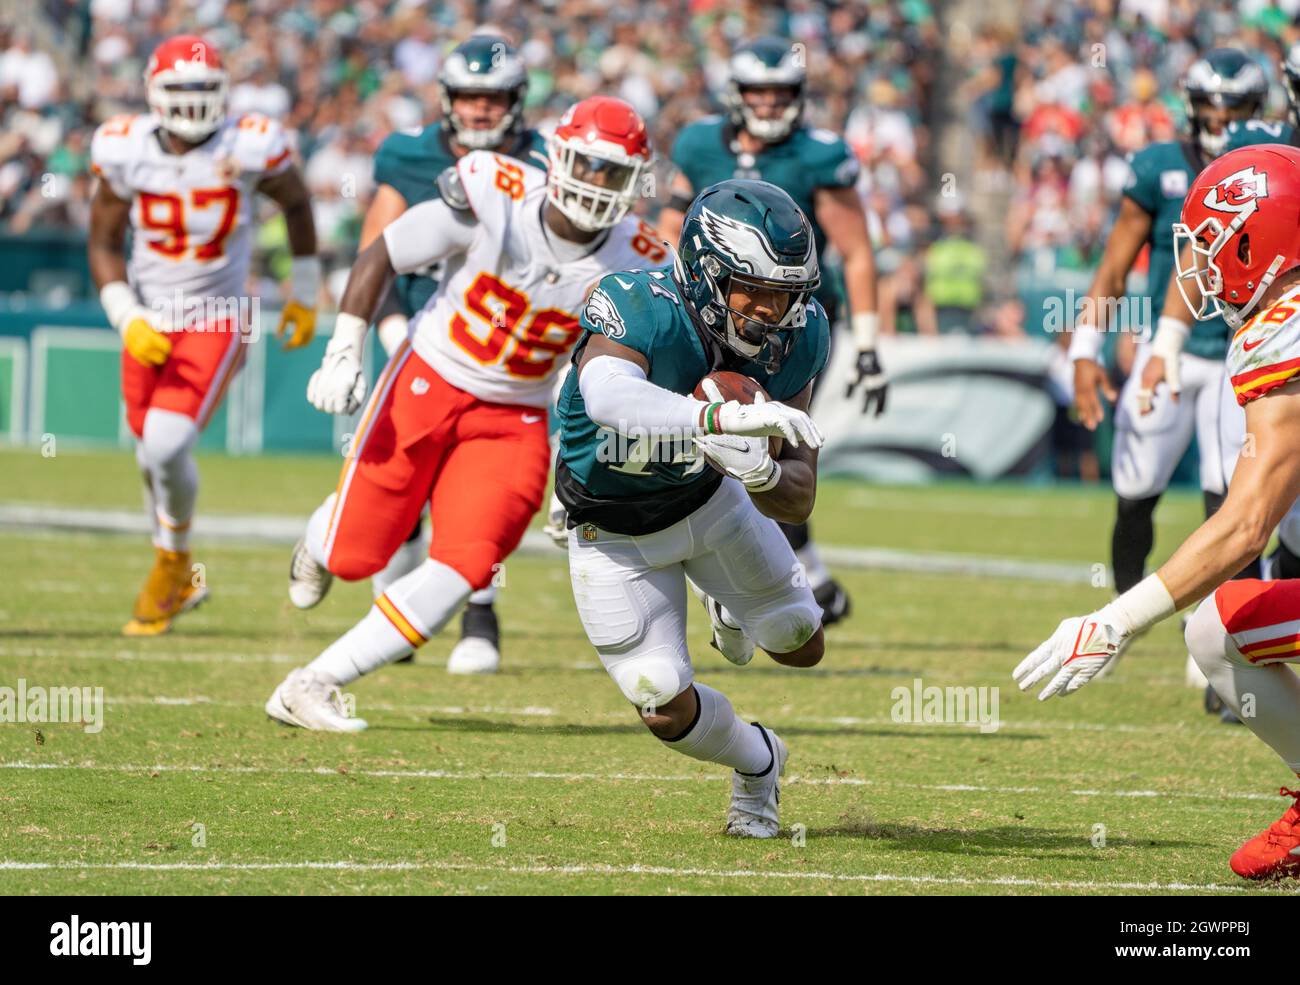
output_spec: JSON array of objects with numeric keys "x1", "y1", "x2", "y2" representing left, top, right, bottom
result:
[
  {"x1": 446, "y1": 636, "x2": 501, "y2": 675},
  {"x1": 690, "y1": 581, "x2": 753, "y2": 666},
  {"x1": 725, "y1": 724, "x2": 788, "y2": 839},
  {"x1": 265, "y1": 668, "x2": 367, "y2": 732},
  {"x1": 288, "y1": 538, "x2": 333, "y2": 610}
]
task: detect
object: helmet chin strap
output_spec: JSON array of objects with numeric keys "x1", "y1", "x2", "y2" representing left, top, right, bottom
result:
[{"x1": 1228, "y1": 254, "x2": 1288, "y2": 327}]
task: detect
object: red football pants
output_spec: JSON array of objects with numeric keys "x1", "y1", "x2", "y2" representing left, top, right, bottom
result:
[
  {"x1": 320, "y1": 344, "x2": 551, "y2": 590},
  {"x1": 120, "y1": 321, "x2": 245, "y2": 438}
]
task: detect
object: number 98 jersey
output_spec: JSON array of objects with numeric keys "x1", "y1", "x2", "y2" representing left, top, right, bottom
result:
[
  {"x1": 90, "y1": 113, "x2": 292, "y2": 329},
  {"x1": 405, "y1": 151, "x2": 669, "y2": 408}
]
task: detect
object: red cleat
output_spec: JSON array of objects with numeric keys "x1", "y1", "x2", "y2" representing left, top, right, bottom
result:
[{"x1": 1231, "y1": 787, "x2": 1300, "y2": 880}]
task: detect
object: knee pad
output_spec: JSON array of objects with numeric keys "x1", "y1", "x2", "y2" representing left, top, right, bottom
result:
[
  {"x1": 751, "y1": 597, "x2": 822, "y2": 656},
  {"x1": 608, "y1": 649, "x2": 687, "y2": 709},
  {"x1": 140, "y1": 409, "x2": 198, "y2": 473}
]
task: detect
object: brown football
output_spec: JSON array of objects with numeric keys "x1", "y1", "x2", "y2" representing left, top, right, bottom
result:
[{"x1": 693, "y1": 371, "x2": 783, "y2": 460}]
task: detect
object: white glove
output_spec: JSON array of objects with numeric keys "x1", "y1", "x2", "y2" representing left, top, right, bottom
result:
[
  {"x1": 694, "y1": 432, "x2": 781, "y2": 491},
  {"x1": 307, "y1": 314, "x2": 367, "y2": 416},
  {"x1": 1013, "y1": 610, "x2": 1128, "y2": 700},
  {"x1": 542, "y1": 493, "x2": 568, "y2": 548},
  {"x1": 701, "y1": 378, "x2": 823, "y2": 449}
]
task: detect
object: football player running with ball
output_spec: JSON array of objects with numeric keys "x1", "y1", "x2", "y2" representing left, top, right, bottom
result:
[
  {"x1": 1016, "y1": 144, "x2": 1300, "y2": 881},
  {"x1": 555, "y1": 179, "x2": 828, "y2": 838},
  {"x1": 267, "y1": 97, "x2": 666, "y2": 731},
  {"x1": 89, "y1": 35, "x2": 319, "y2": 636}
]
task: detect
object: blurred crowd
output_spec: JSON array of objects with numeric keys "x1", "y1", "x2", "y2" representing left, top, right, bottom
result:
[
  {"x1": 0, "y1": 0, "x2": 939, "y2": 275},
  {"x1": 964, "y1": 0, "x2": 1300, "y2": 278}
]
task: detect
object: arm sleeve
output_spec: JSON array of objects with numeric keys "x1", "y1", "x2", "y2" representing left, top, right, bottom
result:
[
  {"x1": 382, "y1": 198, "x2": 477, "y2": 273},
  {"x1": 579, "y1": 355, "x2": 708, "y2": 435}
]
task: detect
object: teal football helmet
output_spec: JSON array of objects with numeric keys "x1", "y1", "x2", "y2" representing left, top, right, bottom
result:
[
  {"x1": 439, "y1": 35, "x2": 528, "y2": 150},
  {"x1": 673, "y1": 179, "x2": 819, "y2": 372},
  {"x1": 1182, "y1": 48, "x2": 1269, "y2": 156},
  {"x1": 726, "y1": 37, "x2": 806, "y2": 143}
]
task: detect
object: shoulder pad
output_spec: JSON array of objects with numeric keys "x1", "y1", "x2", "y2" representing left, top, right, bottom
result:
[{"x1": 436, "y1": 165, "x2": 471, "y2": 211}]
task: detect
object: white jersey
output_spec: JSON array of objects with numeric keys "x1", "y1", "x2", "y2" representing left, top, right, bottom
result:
[
  {"x1": 91, "y1": 112, "x2": 292, "y2": 329},
  {"x1": 383, "y1": 150, "x2": 668, "y2": 408},
  {"x1": 1227, "y1": 283, "x2": 1300, "y2": 405}
]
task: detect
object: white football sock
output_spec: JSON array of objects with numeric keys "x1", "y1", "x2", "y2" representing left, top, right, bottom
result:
[
  {"x1": 1187, "y1": 598, "x2": 1300, "y2": 773},
  {"x1": 136, "y1": 440, "x2": 161, "y2": 547},
  {"x1": 796, "y1": 542, "x2": 831, "y2": 591},
  {"x1": 303, "y1": 494, "x2": 336, "y2": 568},
  {"x1": 309, "y1": 558, "x2": 472, "y2": 685},
  {"x1": 139, "y1": 408, "x2": 199, "y2": 553},
  {"x1": 660, "y1": 682, "x2": 773, "y2": 774}
]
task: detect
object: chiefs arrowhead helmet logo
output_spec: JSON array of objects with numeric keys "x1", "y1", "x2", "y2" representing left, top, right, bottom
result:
[{"x1": 1203, "y1": 165, "x2": 1269, "y2": 214}]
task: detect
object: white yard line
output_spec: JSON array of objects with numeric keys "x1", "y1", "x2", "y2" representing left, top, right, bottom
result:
[
  {"x1": 0, "y1": 502, "x2": 1093, "y2": 583},
  {"x1": 0, "y1": 759, "x2": 1279, "y2": 802},
  {"x1": 0, "y1": 858, "x2": 1271, "y2": 893}
]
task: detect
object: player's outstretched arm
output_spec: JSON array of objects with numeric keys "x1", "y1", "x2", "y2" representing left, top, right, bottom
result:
[
  {"x1": 259, "y1": 165, "x2": 321, "y2": 350},
  {"x1": 88, "y1": 181, "x2": 171, "y2": 367},
  {"x1": 817, "y1": 185, "x2": 886, "y2": 416},
  {"x1": 1069, "y1": 196, "x2": 1152, "y2": 430},
  {"x1": 1015, "y1": 380, "x2": 1300, "y2": 701},
  {"x1": 656, "y1": 171, "x2": 694, "y2": 247}
]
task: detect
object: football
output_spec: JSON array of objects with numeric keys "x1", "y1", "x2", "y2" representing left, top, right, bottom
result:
[{"x1": 693, "y1": 371, "x2": 782, "y2": 459}]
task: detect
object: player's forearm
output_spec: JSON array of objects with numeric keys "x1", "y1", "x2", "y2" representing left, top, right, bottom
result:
[
  {"x1": 337, "y1": 237, "x2": 396, "y2": 325},
  {"x1": 750, "y1": 457, "x2": 815, "y2": 524},
  {"x1": 281, "y1": 197, "x2": 317, "y2": 257},
  {"x1": 842, "y1": 241, "x2": 878, "y2": 322},
  {"x1": 88, "y1": 242, "x2": 128, "y2": 293},
  {"x1": 1155, "y1": 509, "x2": 1272, "y2": 609}
]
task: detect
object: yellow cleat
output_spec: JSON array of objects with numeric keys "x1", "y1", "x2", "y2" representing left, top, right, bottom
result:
[{"x1": 122, "y1": 547, "x2": 209, "y2": 636}]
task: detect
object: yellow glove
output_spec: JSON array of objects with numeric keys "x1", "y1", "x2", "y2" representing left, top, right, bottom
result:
[
  {"x1": 123, "y1": 316, "x2": 172, "y2": 367},
  {"x1": 279, "y1": 256, "x2": 322, "y2": 350},
  {"x1": 276, "y1": 301, "x2": 317, "y2": 350}
]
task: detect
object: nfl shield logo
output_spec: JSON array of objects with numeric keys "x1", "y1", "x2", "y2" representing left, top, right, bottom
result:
[{"x1": 581, "y1": 523, "x2": 598, "y2": 542}]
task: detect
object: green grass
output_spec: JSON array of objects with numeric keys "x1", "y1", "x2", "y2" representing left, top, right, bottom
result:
[{"x1": 0, "y1": 448, "x2": 1296, "y2": 895}]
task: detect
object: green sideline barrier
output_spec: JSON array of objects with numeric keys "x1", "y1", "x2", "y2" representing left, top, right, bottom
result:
[{"x1": 0, "y1": 307, "x2": 382, "y2": 453}]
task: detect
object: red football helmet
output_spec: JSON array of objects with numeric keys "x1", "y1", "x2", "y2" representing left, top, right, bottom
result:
[
  {"x1": 1174, "y1": 143, "x2": 1300, "y2": 328},
  {"x1": 547, "y1": 96, "x2": 652, "y2": 231},
  {"x1": 146, "y1": 35, "x2": 228, "y2": 142}
]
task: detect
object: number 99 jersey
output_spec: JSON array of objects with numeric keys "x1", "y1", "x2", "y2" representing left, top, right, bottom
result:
[
  {"x1": 90, "y1": 112, "x2": 293, "y2": 329},
  {"x1": 404, "y1": 150, "x2": 669, "y2": 408}
]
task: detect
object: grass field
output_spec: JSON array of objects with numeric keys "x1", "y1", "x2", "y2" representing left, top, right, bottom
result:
[{"x1": 2, "y1": 446, "x2": 1298, "y2": 895}]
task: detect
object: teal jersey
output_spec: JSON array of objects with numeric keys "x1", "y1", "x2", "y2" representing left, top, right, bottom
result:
[
  {"x1": 556, "y1": 268, "x2": 830, "y2": 534},
  {"x1": 373, "y1": 123, "x2": 548, "y2": 314},
  {"x1": 1224, "y1": 118, "x2": 1298, "y2": 151},
  {"x1": 670, "y1": 116, "x2": 859, "y2": 317},
  {"x1": 1122, "y1": 140, "x2": 1229, "y2": 360}
]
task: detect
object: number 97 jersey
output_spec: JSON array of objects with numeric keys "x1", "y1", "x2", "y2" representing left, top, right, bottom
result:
[
  {"x1": 406, "y1": 151, "x2": 669, "y2": 408},
  {"x1": 90, "y1": 112, "x2": 292, "y2": 328}
]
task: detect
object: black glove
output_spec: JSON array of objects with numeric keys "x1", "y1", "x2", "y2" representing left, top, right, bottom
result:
[{"x1": 846, "y1": 348, "x2": 887, "y2": 416}]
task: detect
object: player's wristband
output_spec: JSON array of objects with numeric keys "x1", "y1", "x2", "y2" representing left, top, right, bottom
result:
[
  {"x1": 747, "y1": 459, "x2": 782, "y2": 493},
  {"x1": 851, "y1": 312, "x2": 880, "y2": 350},
  {"x1": 1067, "y1": 324, "x2": 1104, "y2": 364},
  {"x1": 1101, "y1": 573, "x2": 1177, "y2": 638},
  {"x1": 289, "y1": 255, "x2": 322, "y2": 306},
  {"x1": 703, "y1": 402, "x2": 724, "y2": 435},
  {"x1": 1150, "y1": 316, "x2": 1190, "y2": 361},
  {"x1": 100, "y1": 281, "x2": 140, "y2": 333}
]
